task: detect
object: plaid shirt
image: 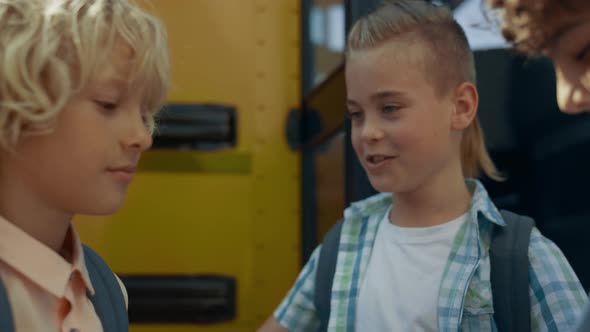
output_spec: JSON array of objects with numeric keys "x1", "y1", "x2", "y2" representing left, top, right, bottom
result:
[{"x1": 274, "y1": 179, "x2": 587, "y2": 331}]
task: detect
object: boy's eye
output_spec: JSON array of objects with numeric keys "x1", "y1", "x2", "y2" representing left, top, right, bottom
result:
[
  {"x1": 94, "y1": 100, "x2": 118, "y2": 111},
  {"x1": 346, "y1": 111, "x2": 363, "y2": 120},
  {"x1": 383, "y1": 104, "x2": 400, "y2": 113}
]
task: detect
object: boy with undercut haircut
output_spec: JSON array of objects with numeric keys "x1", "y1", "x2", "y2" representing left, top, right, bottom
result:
[
  {"x1": 0, "y1": 0, "x2": 169, "y2": 331},
  {"x1": 259, "y1": 1, "x2": 586, "y2": 331}
]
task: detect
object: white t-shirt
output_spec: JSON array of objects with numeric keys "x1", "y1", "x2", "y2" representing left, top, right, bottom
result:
[{"x1": 356, "y1": 207, "x2": 468, "y2": 331}]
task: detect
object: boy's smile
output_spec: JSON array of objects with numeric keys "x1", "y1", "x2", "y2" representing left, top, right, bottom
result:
[{"x1": 365, "y1": 154, "x2": 398, "y2": 172}]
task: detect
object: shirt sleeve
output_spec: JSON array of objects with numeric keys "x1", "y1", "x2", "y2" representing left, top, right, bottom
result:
[
  {"x1": 573, "y1": 296, "x2": 590, "y2": 332},
  {"x1": 273, "y1": 245, "x2": 322, "y2": 332},
  {"x1": 528, "y1": 227, "x2": 588, "y2": 331}
]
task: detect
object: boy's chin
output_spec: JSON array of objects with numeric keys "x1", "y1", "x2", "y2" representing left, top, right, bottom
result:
[
  {"x1": 78, "y1": 196, "x2": 127, "y2": 216},
  {"x1": 368, "y1": 177, "x2": 413, "y2": 194},
  {"x1": 368, "y1": 178, "x2": 398, "y2": 193}
]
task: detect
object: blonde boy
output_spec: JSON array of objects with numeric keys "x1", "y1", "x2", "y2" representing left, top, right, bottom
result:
[
  {"x1": 0, "y1": 0, "x2": 169, "y2": 331},
  {"x1": 259, "y1": 1, "x2": 585, "y2": 331}
]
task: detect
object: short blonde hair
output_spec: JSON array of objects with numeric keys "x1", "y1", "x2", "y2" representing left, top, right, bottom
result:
[
  {"x1": 488, "y1": 0, "x2": 590, "y2": 55},
  {"x1": 0, "y1": 0, "x2": 170, "y2": 150},
  {"x1": 347, "y1": 0, "x2": 502, "y2": 181}
]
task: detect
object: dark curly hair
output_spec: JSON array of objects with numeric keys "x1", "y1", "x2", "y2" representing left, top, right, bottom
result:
[{"x1": 488, "y1": 0, "x2": 590, "y2": 55}]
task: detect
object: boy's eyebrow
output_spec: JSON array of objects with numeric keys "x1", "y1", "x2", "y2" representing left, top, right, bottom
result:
[
  {"x1": 346, "y1": 99, "x2": 360, "y2": 107},
  {"x1": 370, "y1": 90, "x2": 406, "y2": 102},
  {"x1": 87, "y1": 77, "x2": 128, "y2": 94},
  {"x1": 346, "y1": 91, "x2": 406, "y2": 106},
  {"x1": 90, "y1": 77, "x2": 127, "y2": 88}
]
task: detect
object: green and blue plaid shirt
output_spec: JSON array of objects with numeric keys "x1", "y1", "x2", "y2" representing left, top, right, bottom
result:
[{"x1": 274, "y1": 179, "x2": 587, "y2": 331}]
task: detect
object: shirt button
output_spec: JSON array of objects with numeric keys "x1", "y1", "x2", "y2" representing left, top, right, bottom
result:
[{"x1": 70, "y1": 329, "x2": 80, "y2": 332}]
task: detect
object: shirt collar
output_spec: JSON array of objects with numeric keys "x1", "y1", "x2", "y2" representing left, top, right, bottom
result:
[
  {"x1": 0, "y1": 216, "x2": 95, "y2": 298},
  {"x1": 67, "y1": 226, "x2": 96, "y2": 295},
  {"x1": 345, "y1": 178, "x2": 506, "y2": 227},
  {"x1": 466, "y1": 178, "x2": 506, "y2": 227}
]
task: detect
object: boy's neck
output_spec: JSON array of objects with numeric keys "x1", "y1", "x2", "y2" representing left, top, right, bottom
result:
[
  {"x1": 0, "y1": 173, "x2": 72, "y2": 254},
  {"x1": 390, "y1": 165, "x2": 471, "y2": 228}
]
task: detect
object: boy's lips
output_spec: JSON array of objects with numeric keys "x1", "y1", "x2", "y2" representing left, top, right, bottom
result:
[
  {"x1": 365, "y1": 154, "x2": 396, "y2": 170},
  {"x1": 106, "y1": 165, "x2": 137, "y2": 183}
]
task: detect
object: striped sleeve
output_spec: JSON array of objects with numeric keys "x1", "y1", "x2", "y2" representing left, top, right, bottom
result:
[
  {"x1": 273, "y1": 245, "x2": 322, "y2": 332},
  {"x1": 573, "y1": 299, "x2": 590, "y2": 332},
  {"x1": 528, "y1": 227, "x2": 588, "y2": 332}
]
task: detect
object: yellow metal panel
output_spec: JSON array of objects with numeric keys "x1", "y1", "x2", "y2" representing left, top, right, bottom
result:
[
  {"x1": 77, "y1": 174, "x2": 254, "y2": 274},
  {"x1": 147, "y1": 0, "x2": 259, "y2": 150},
  {"x1": 250, "y1": 0, "x2": 301, "y2": 324},
  {"x1": 76, "y1": 173, "x2": 257, "y2": 329},
  {"x1": 138, "y1": 151, "x2": 252, "y2": 174}
]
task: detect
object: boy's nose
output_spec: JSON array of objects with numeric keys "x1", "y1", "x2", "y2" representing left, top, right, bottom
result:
[
  {"x1": 123, "y1": 114, "x2": 153, "y2": 152},
  {"x1": 133, "y1": 128, "x2": 153, "y2": 151},
  {"x1": 360, "y1": 119, "x2": 385, "y2": 141}
]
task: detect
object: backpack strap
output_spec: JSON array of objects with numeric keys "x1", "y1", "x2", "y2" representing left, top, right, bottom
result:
[
  {"x1": 0, "y1": 276, "x2": 15, "y2": 332},
  {"x1": 314, "y1": 219, "x2": 344, "y2": 332},
  {"x1": 83, "y1": 244, "x2": 129, "y2": 332},
  {"x1": 492, "y1": 210, "x2": 534, "y2": 332}
]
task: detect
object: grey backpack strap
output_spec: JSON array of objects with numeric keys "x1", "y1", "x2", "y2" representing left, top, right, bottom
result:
[
  {"x1": 0, "y1": 276, "x2": 15, "y2": 332},
  {"x1": 314, "y1": 219, "x2": 344, "y2": 332},
  {"x1": 492, "y1": 210, "x2": 534, "y2": 332},
  {"x1": 83, "y1": 244, "x2": 129, "y2": 332}
]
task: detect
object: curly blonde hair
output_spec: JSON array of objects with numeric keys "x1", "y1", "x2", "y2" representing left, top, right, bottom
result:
[
  {"x1": 0, "y1": 0, "x2": 170, "y2": 150},
  {"x1": 347, "y1": 0, "x2": 502, "y2": 181},
  {"x1": 488, "y1": 0, "x2": 590, "y2": 55}
]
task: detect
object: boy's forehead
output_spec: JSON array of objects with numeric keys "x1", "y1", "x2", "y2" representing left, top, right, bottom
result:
[
  {"x1": 110, "y1": 41, "x2": 134, "y2": 70},
  {"x1": 93, "y1": 41, "x2": 134, "y2": 82}
]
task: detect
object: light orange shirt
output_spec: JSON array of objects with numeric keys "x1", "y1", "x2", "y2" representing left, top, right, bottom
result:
[{"x1": 0, "y1": 216, "x2": 128, "y2": 332}]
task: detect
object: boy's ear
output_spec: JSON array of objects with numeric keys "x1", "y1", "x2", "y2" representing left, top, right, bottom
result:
[{"x1": 451, "y1": 81, "x2": 478, "y2": 130}]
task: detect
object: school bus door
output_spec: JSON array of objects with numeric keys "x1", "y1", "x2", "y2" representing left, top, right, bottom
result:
[{"x1": 299, "y1": 0, "x2": 384, "y2": 261}]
